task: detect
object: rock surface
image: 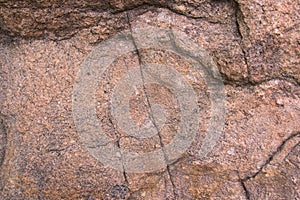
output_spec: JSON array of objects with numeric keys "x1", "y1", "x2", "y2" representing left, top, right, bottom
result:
[{"x1": 0, "y1": 0, "x2": 299, "y2": 199}]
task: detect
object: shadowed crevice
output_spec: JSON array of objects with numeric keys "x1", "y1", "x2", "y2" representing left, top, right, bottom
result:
[{"x1": 233, "y1": 0, "x2": 250, "y2": 84}]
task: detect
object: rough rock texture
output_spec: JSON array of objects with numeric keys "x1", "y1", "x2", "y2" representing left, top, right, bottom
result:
[{"x1": 0, "y1": 0, "x2": 299, "y2": 199}]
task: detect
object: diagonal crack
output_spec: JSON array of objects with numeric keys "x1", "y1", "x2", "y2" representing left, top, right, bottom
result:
[
  {"x1": 126, "y1": 12, "x2": 178, "y2": 199},
  {"x1": 238, "y1": 173, "x2": 250, "y2": 200},
  {"x1": 239, "y1": 132, "x2": 300, "y2": 200},
  {"x1": 240, "y1": 179, "x2": 250, "y2": 200},
  {"x1": 239, "y1": 132, "x2": 300, "y2": 199},
  {"x1": 241, "y1": 132, "x2": 300, "y2": 182}
]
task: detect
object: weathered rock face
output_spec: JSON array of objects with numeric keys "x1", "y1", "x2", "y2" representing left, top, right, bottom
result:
[{"x1": 0, "y1": 0, "x2": 299, "y2": 199}]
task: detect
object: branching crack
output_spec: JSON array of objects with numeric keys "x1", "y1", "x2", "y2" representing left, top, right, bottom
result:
[
  {"x1": 242, "y1": 132, "x2": 300, "y2": 182},
  {"x1": 238, "y1": 132, "x2": 300, "y2": 199},
  {"x1": 126, "y1": 12, "x2": 178, "y2": 199}
]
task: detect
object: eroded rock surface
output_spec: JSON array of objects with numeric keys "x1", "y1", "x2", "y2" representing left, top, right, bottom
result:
[{"x1": 0, "y1": 0, "x2": 299, "y2": 199}]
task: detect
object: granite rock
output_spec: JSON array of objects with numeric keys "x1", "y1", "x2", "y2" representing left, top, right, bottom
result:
[{"x1": 0, "y1": 0, "x2": 299, "y2": 199}]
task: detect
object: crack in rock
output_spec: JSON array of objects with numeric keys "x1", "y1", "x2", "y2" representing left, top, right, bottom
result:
[
  {"x1": 0, "y1": 116, "x2": 6, "y2": 168},
  {"x1": 126, "y1": 12, "x2": 178, "y2": 198},
  {"x1": 240, "y1": 132, "x2": 300, "y2": 199},
  {"x1": 242, "y1": 132, "x2": 300, "y2": 182},
  {"x1": 0, "y1": 115, "x2": 7, "y2": 193}
]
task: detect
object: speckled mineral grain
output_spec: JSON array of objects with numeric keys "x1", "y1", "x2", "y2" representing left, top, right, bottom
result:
[{"x1": 0, "y1": 0, "x2": 299, "y2": 199}]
